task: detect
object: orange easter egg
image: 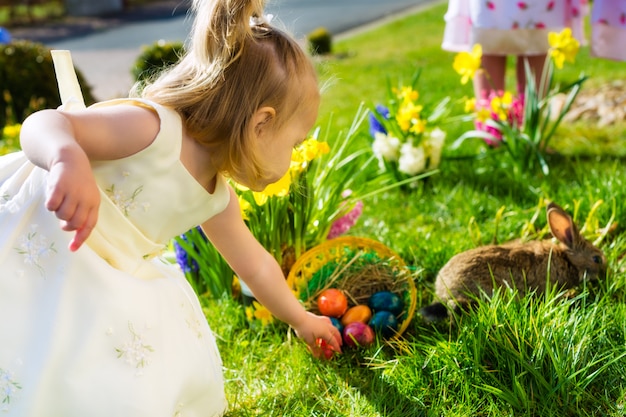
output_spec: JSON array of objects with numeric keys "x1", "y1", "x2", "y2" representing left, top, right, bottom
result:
[{"x1": 340, "y1": 305, "x2": 372, "y2": 326}]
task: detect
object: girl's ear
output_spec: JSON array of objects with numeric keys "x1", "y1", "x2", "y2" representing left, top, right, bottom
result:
[{"x1": 253, "y1": 106, "x2": 276, "y2": 138}]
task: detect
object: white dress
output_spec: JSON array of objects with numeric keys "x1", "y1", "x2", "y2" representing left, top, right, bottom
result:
[
  {"x1": 0, "y1": 66, "x2": 230, "y2": 414},
  {"x1": 442, "y1": 0, "x2": 586, "y2": 55}
]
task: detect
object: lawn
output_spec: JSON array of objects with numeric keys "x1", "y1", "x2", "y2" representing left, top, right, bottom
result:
[{"x1": 204, "y1": 2, "x2": 626, "y2": 416}]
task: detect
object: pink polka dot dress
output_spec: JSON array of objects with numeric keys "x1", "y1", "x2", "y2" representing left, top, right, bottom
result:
[{"x1": 442, "y1": 0, "x2": 586, "y2": 55}]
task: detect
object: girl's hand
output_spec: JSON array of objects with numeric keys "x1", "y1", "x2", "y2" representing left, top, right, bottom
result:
[
  {"x1": 293, "y1": 312, "x2": 343, "y2": 359},
  {"x1": 45, "y1": 155, "x2": 100, "y2": 251}
]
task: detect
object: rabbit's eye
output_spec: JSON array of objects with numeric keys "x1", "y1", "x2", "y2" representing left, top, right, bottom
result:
[{"x1": 592, "y1": 255, "x2": 602, "y2": 264}]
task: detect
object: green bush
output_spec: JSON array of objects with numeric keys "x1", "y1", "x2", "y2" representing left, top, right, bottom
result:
[
  {"x1": 307, "y1": 27, "x2": 332, "y2": 55},
  {"x1": 0, "y1": 40, "x2": 95, "y2": 130},
  {"x1": 132, "y1": 40, "x2": 184, "y2": 85}
]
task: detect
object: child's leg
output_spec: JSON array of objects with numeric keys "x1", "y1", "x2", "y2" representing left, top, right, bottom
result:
[
  {"x1": 474, "y1": 54, "x2": 506, "y2": 99},
  {"x1": 516, "y1": 54, "x2": 547, "y2": 95}
]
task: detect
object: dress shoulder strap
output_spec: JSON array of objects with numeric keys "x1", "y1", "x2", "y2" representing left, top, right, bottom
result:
[{"x1": 51, "y1": 50, "x2": 87, "y2": 111}]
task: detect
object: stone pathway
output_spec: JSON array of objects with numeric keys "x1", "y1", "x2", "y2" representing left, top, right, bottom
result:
[{"x1": 564, "y1": 81, "x2": 626, "y2": 127}]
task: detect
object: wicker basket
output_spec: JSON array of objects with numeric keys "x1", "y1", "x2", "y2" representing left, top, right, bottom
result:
[{"x1": 287, "y1": 236, "x2": 417, "y2": 340}]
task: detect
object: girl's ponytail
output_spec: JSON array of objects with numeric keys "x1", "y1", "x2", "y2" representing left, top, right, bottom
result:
[{"x1": 190, "y1": 0, "x2": 265, "y2": 84}]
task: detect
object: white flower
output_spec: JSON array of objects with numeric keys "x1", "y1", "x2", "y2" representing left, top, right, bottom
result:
[
  {"x1": 429, "y1": 127, "x2": 446, "y2": 147},
  {"x1": 426, "y1": 128, "x2": 446, "y2": 169},
  {"x1": 372, "y1": 132, "x2": 401, "y2": 162},
  {"x1": 398, "y1": 143, "x2": 426, "y2": 175}
]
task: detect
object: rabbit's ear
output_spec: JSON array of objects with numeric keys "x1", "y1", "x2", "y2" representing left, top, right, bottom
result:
[{"x1": 547, "y1": 203, "x2": 580, "y2": 248}]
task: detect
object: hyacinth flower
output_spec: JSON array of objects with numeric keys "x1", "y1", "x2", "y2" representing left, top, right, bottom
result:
[
  {"x1": 173, "y1": 227, "x2": 202, "y2": 274},
  {"x1": 327, "y1": 195, "x2": 364, "y2": 240},
  {"x1": 368, "y1": 104, "x2": 389, "y2": 137},
  {"x1": 451, "y1": 28, "x2": 587, "y2": 176}
]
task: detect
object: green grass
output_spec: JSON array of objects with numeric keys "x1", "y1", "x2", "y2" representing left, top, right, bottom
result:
[{"x1": 209, "y1": 2, "x2": 626, "y2": 415}]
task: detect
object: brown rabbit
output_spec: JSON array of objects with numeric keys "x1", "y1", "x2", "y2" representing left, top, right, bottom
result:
[{"x1": 420, "y1": 202, "x2": 607, "y2": 321}]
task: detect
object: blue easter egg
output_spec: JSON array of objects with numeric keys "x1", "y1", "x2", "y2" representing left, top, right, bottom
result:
[
  {"x1": 369, "y1": 291, "x2": 404, "y2": 316},
  {"x1": 330, "y1": 317, "x2": 344, "y2": 333},
  {"x1": 369, "y1": 311, "x2": 398, "y2": 337}
]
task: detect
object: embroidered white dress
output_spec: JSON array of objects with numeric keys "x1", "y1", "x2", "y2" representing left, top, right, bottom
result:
[
  {"x1": 0, "y1": 93, "x2": 230, "y2": 415},
  {"x1": 442, "y1": 0, "x2": 586, "y2": 54}
]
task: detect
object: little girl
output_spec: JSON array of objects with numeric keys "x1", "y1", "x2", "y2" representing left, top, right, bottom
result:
[{"x1": 0, "y1": 0, "x2": 342, "y2": 415}]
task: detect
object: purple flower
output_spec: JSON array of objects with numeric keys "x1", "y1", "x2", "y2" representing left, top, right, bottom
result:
[
  {"x1": 174, "y1": 226, "x2": 206, "y2": 273},
  {"x1": 368, "y1": 105, "x2": 390, "y2": 138},
  {"x1": 0, "y1": 27, "x2": 11, "y2": 44}
]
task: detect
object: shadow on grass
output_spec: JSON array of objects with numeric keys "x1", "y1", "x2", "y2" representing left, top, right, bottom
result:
[{"x1": 333, "y1": 349, "x2": 430, "y2": 417}]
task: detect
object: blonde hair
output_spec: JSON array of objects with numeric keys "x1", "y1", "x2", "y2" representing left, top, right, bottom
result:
[{"x1": 139, "y1": 0, "x2": 318, "y2": 187}]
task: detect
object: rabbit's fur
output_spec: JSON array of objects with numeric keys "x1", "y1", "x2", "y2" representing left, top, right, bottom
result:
[{"x1": 420, "y1": 202, "x2": 607, "y2": 322}]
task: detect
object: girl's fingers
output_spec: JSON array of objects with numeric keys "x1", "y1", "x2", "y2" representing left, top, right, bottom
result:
[{"x1": 68, "y1": 209, "x2": 98, "y2": 251}]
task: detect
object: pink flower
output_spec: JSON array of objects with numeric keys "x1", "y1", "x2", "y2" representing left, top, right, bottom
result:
[
  {"x1": 327, "y1": 201, "x2": 364, "y2": 239},
  {"x1": 474, "y1": 119, "x2": 503, "y2": 147},
  {"x1": 473, "y1": 91, "x2": 526, "y2": 148}
]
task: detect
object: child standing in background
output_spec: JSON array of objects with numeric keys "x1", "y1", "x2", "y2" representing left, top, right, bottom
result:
[
  {"x1": 442, "y1": 1, "x2": 586, "y2": 99},
  {"x1": 0, "y1": 0, "x2": 342, "y2": 415},
  {"x1": 590, "y1": 0, "x2": 626, "y2": 61}
]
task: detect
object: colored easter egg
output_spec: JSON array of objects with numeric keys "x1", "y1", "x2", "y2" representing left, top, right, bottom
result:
[
  {"x1": 342, "y1": 322, "x2": 375, "y2": 348},
  {"x1": 329, "y1": 317, "x2": 344, "y2": 333},
  {"x1": 340, "y1": 304, "x2": 372, "y2": 327},
  {"x1": 316, "y1": 338, "x2": 336, "y2": 360},
  {"x1": 317, "y1": 288, "x2": 348, "y2": 317},
  {"x1": 369, "y1": 291, "x2": 404, "y2": 316},
  {"x1": 369, "y1": 310, "x2": 399, "y2": 338}
]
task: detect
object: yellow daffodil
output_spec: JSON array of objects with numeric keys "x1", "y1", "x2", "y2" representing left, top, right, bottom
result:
[
  {"x1": 252, "y1": 170, "x2": 291, "y2": 205},
  {"x1": 292, "y1": 138, "x2": 330, "y2": 164},
  {"x1": 464, "y1": 97, "x2": 476, "y2": 113},
  {"x1": 396, "y1": 101, "x2": 423, "y2": 132},
  {"x1": 394, "y1": 86, "x2": 419, "y2": 104},
  {"x1": 245, "y1": 301, "x2": 274, "y2": 326},
  {"x1": 453, "y1": 44, "x2": 482, "y2": 85},
  {"x1": 409, "y1": 118, "x2": 427, "y2": 135},
  {"x1": 476, "y1": 107, "x2": 491, "y2": 123},
  {"x1": 490, "y1": 91, "x2": 513, "y2": 120},
  {"x1": 2, "y1": 124, "x2": 21, "y2": 139},
  {"x1": 238, "y1": 195, "x2": 251, "y2": 220},
  {"x1": 548, "y1": 28, "x2": 579, "y2": 69},
  {"x1": 251, "y1": 140, "x2": 329, "y2": 206}
]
